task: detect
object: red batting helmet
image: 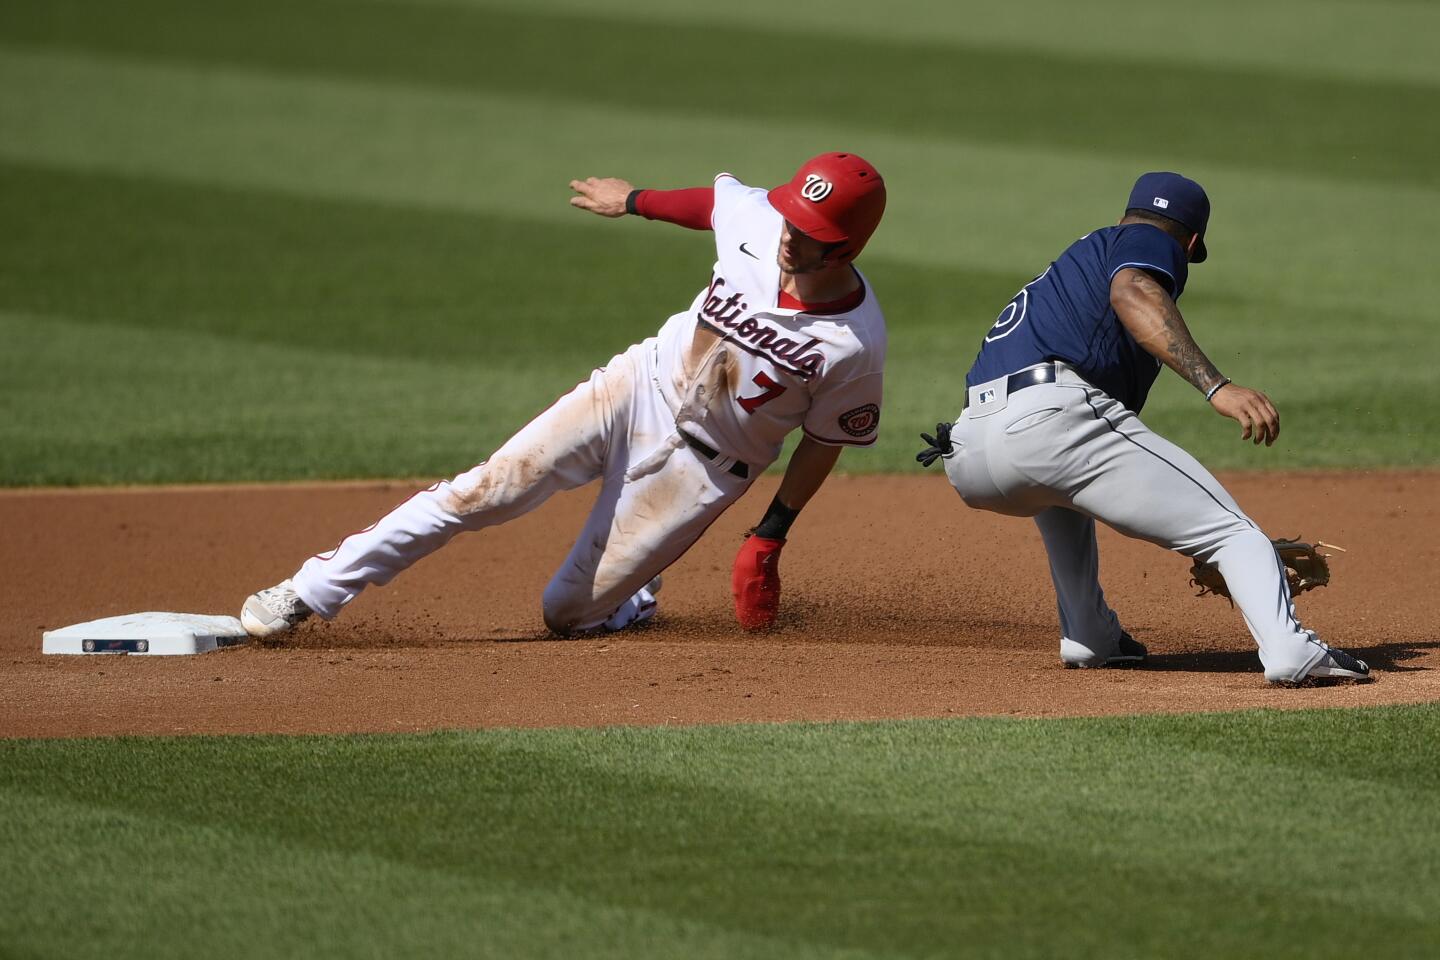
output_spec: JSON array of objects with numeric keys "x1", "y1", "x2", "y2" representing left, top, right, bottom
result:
[{"x1": 767, "y1": 152, "x2": 886, "y2": 263}]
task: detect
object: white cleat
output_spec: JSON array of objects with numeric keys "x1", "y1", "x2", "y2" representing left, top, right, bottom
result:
[
  {"x1": 601, "y1": 575, "x2": 662, "y2": 633},
  {"x1": 240, "y1": 579, "x2": 313, "y2": 638},
  {"x1": 1272, "y1": 646, "x2": 1371, "y2": 686}
]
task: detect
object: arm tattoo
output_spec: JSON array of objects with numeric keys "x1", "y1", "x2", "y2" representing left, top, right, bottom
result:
[
  {"x1": 1129, "y1": 272, "x2": 1224, "y2": 394},
  {"x1": 1157, "y1": 297, "x2": 1222, "y2": 392}
]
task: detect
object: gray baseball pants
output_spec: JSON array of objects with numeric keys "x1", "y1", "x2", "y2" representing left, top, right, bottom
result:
[{"x1": 942, "y1": 363, "x2": 1330, "y2": 683}]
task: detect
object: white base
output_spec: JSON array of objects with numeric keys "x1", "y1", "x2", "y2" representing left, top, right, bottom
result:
[{"x1": 42, "y1": 612, "x2": 249, "y2": 656}]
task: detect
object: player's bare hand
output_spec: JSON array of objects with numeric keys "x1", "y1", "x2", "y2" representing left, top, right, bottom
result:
[
  {"x1": 568, "y1": 177, "x2": 633, "y2": 218},
  {"x1": 1209, "y1": 383, "x2": 1280, "y2": 446}
]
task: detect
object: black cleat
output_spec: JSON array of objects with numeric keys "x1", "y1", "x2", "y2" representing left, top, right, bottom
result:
[{"x1": 1062, "y1": 631, "x2": 1147, "y2": 668}]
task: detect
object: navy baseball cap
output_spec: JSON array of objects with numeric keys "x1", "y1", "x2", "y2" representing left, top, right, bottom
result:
[{"x1": 1127, "y1": 172, "x2": 1210, "y2": 263}]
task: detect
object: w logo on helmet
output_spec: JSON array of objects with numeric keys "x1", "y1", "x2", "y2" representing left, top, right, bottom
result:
[{"x1": 800, "y1": 174, "x2": 834, "y2": 202}]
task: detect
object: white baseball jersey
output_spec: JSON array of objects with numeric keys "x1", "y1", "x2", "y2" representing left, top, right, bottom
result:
[
  {"x1": 653, "y1": 174, "x2": 887, "y2": 469},
  {"x1": 285, "y1": 172, "x2": 887, "y2": 637}
]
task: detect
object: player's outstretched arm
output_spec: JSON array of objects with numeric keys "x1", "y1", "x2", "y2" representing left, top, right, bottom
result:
[
  {"x1": 1110, "y1": 267, "x2": 1279, "y2": 446},
  {"x1": 568, "y1": 177, "x2": 634, "y2": 218},
  {"x1": 731, "y1": 437, "x2": 843, "y2": 630},
  {"x1": 572, "y1": 179, "x2": 716, "y2": 230}
]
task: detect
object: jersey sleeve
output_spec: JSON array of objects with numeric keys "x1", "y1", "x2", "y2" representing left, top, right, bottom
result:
[
  {"x1": 711, "y1": 173, "x2": 776, "y2": 235},
  {"x1": 1107, "y1": 224, "x2": 1188, "y2": 296},
  {"x1": 801, "y1": 371, "x2": 883, "y2": 447},
  {"x1": 633, "y1": 187, "x2": 715, "y2": 231}
]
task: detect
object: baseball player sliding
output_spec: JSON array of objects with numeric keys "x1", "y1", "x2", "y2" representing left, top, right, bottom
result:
[
  {"x1": 241, "y1": 153, "x2": 887, "y2": 639},
  {"x1": 921, "y1": 172, "x2": 1370, "y2": 684}
]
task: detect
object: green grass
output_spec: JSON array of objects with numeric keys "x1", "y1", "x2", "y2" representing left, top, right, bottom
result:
[
  {"x1": 2, "y1": 11, "x2": 1434, "y2": 958},
  {"x1": 8, "y1": 0, "x2": 1436, "y2": 188},
  {"x1": 3, "y1": 705, "x2": 1439, "y2": 958},
  {"x1": 2, "y1": 0, "x2": 1436, "y2": 484},
  {"x1": 1, "y1": 164, "x2": 1431, "y2": 483}
]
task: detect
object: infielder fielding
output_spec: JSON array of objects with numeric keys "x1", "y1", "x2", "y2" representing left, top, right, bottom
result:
[
  {"x1": 242, "y1": 153, "x2": 887, "y2": 638},
  {"x1": 920, "y1": 172, "x2": 1370, "y2": 684}
]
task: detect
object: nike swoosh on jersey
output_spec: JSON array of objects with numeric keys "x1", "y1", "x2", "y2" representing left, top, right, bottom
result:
[{"x1": 739, "y1": 242, "x2": 759, "y2": 260}]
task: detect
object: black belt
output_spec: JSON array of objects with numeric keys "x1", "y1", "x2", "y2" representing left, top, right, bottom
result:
[
  {"x1": 680, "y1": 431, "x2": 749, "y2": 479},
  {"x1": 964, "y1": 363, "x2": 1057, "y2": 409}
]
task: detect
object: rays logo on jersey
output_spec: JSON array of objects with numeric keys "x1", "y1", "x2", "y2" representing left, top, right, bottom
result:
[{"x1": 984, "y1": 265, "x2": 1052, "y2": 343}]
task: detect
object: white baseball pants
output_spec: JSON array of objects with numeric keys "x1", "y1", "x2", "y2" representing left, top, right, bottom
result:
[
  {"x1": 291, "y1": 340, "x2": 754, "y2": 634},
  {"x1": 943, "y1": 363, "x2": 1331, "y2": 683}
]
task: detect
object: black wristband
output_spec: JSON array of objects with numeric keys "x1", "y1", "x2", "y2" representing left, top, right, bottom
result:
[
  {"x1": 1204, "y1": 377, "x2": 1232, "y2": 402},
  {"x1": 625, "y1": 189, "x2": 643, "y2": 216},
  {"x1": 752, "y1": 496, "x2": 801, "y2": 541}
]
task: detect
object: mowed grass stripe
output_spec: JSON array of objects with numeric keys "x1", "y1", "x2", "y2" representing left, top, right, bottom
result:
[
  {"x1": 4, "y1": 163, "x2": 1433, "y2": 483},
  {"x1": 430, "y1": 0, "x2": 1440, "y2": 88},
  {"x1": 0, "y1": 309, "x2": 603, "y2": 484},
  {"x1": 3, "y1": 707, "x2": 1439, "y2": 958},
  {"x1": 0, "y1": 793, "x2": 870, "y2": 960},
  {"x1": 6, "y1": 304, "x2": 1434, "y2": 485},
  {"x1": 4, "y1": 1, "x2": 1433, "y2": 190},
  {"x1": 0, "y1": 161, "x2": 700, "y2": 362},
  {"x1": 0, "y1": 786, "x2": 1405, "y2": 960},
  {"x1": 3, "y1": 48, "x2": 1437, "y2": 321}
]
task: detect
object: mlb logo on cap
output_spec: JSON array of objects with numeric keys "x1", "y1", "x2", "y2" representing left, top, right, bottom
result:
[{"x1": 1127, "y1": 171, "x2": 1210, "y2": 262}]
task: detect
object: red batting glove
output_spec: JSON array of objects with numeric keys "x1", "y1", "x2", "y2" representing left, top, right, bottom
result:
[{"x1": 732, "y1": 535, "x2": 785, "y2": 631}]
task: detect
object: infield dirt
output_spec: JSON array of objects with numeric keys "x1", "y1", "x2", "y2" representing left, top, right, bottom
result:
[{"x1": 2, "y1": 472, "x2": 1435, "y2": 738}]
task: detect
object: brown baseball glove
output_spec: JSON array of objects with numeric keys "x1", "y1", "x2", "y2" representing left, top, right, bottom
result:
[{"x1": 1190, "y1": 537, "x2": 1344, "y2": 602}]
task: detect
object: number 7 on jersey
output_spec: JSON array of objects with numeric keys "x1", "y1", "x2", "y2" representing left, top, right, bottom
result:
[{"x1": 737, "y1": 371, "x2": 787, "y2": 414}]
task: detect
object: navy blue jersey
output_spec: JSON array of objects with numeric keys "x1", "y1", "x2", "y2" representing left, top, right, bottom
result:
[{"x1": 966, "y1": 223, "x2": 1188, "y2": 412}]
